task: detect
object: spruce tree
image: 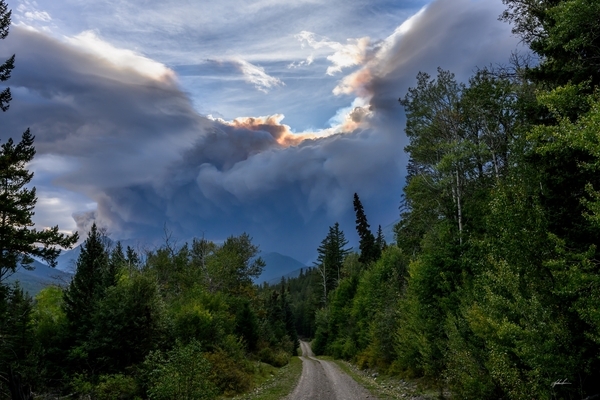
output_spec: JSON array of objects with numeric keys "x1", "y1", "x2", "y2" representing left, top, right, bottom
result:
[
  {"x1": 353, "y1": 193, "x2": 379, "y2": 264},
  {"x1": 0, "y1": 0, "x2": 14, "y2": 112},
  {"x1": 0, "y1": 131, "x2": 80, "y2": 284},
  {"x1": 314, "y1": 222, "x2": 351, "y2": 303},
  {"x1": 280, "y1": 281, "x2": 299, "y2": 354},
  {"x1": 105, "y1": 241, "x2": 124, "y2": 288},
  {"x1": 0, "y1": 283, "x2": 34, "y2": 397},
  {"x1": 0, "y1": 0, "x2": 77, "y2": 283},
  {"x1": 62, "y1": 224, "x2": 110, "y2": 346},
  {"x1": 376, "y1": 225, "x2": 386, "y2": 252},
  {"x1": 125, "y1": 245, "x2": 140, "y2": 268}
]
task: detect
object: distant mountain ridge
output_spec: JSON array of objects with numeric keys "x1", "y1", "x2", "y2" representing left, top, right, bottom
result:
[
  {"x1": 6, "y1": 260, "x2": 72, "y2": 296},
  {"x1": 256, "y1": 252, "x2": 307, "y2": 284},
  {"x1": 265, "y1": 267, "x2": 305, "y2": 286},
  {"x1": 56, "y1": 245, "x2": 82, "y2": 273}
]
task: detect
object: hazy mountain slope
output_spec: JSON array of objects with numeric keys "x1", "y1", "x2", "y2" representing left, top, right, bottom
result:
[
  {"x1": 257, "y1": 252, "x2": 307, "y2": 284},
  {"x1": 6, "y1": 260, "x2": 72, "y2": 296}
]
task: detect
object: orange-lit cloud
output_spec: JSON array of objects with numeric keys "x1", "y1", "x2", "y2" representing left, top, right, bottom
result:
[
  {"x1": 211, "y1": 106, "x2": 373, "y2": 149},
  {"x1": 228, "y1": 115, "x2": 313, "y2": 146},
  {"x1": 333, "y1": 68, "x2": 374, "y2": 97}
]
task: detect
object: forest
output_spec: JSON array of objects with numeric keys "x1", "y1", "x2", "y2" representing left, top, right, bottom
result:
[
  {"x1": 2, "y1": 0, "x2": 600, "y2": 399},
  {"x1": 284, "y1": 1, "x2": 600, "y2": 399}
]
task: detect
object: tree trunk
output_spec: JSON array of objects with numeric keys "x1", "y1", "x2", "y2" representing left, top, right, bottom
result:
[
  {"x1": 7, "y1": 366, "x2": 33, "y2": 400},
  {"x1": 456, "y1": 169, "x2": 463, "y2": 245}
]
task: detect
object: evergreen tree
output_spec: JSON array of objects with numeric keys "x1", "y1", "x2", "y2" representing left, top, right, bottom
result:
[
  {"x1": 105, "y1": 241, "x2": 125, "y2": 288},
  {"x1": 279, "y1": 280, "x2": 299, "y2": 354},
  {"x1": 88, "y1": 271, "x2": 166, "y2": 373},
  {"x1": 502, "y1": 0, "x2": 600, "y2": 255},
  {"x1": 314, "y1": 222, "x2": 351, "y2": 304},
  {"x1": 501, "y1": 0, "x2": 600, "y2": 89},
  {"x1": 0, "y1": 4, "x2": 75, "y2": 395},
  {"x1": 125, "y1": 245, "x2": 140, "y2": 268},
  {"x1": 0, "y1": 132, "x2": 79, "y2": 283},
  {"x1": 286, "y1": 267, "x2": 320, "y2": 338},
  {"x1": 0, "y1": 283, "x2": 34, "y2": 398},
  {"x1": 62, "y1": 224, "x2": 110, "y2": 348},
  {"x1": 353, "y1": 193, "x2": 379, "y2": 264},
  {"x1": 0, "y1": 0, "x2": 77, "y2": 283},
  {"x1": 0, "y1": 0, "x2": 14, "y2": 112},
  {"x1": 234, "y1": 300, "x2": 259, "y2": 351},
  {"x1": 375, "y1": 225, "x2": 386, "y2": 251}
]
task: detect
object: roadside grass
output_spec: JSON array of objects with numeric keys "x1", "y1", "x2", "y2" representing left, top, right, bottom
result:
[
  {"x1": 317, "y1": 356, "x2": 439, "y2": 400},
  {"x1": 226, "y1": 356, "x2": 303, "y2": 400}
]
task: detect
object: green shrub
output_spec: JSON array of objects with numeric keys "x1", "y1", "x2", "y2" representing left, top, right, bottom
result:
[
  {"x1": 257, "y1": 347, "x2": 290, "y2": 367},
  {"x1": 95, "y1": 374, "x2": 140, "y2": 400},
  {"x1": 205, "y1": 349, "x2": 253, "y2": 395},
  {"x1": 144, "y1": 340, "x2": 216, "y2": 400},
  {"x1": 173, "y1": 303, "x2": 214, "y2": 344}
]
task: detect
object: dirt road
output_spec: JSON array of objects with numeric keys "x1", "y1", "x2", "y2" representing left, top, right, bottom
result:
[{"x1": 286, "y1": 341, "x2": 375, "y2": 400}]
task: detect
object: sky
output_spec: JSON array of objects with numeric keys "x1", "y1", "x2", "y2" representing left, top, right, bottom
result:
[{"x1": 1, "y1": 0, "x2": 523, "y2": 263}]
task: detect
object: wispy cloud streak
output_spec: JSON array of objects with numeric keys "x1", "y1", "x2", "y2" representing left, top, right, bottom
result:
[{"x1": 235, "y1": 59, "x2": 284, "y2": 93}]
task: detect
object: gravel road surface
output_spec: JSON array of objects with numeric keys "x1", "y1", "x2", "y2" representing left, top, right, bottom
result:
[{"x1": 286, "y1": 341, "x2": 376, "y2": 400}]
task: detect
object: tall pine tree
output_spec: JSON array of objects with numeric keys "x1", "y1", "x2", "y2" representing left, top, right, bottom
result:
[
  {"x1": 62, "y1": 224, "x2": 112, "y2": 347},
  {"x1": 353, "y1": 193, "x2": 379, "y2": 264},
  {"x1": 375, "y1": 225, "x2": 386, "y2": 252},
  {"x1": 0, "y1": 0, "x2": 14, "y2": 112},
  {"x1": 314, "y1": 222, "x2": 351, "y2": 303},
  {"x1": 0, "y1": 0, "x2": 77, "y2": 283}
]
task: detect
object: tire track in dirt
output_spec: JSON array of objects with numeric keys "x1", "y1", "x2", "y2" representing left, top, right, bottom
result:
[{"x1": 286, "y1": 341, "x2": 375, "y2": 400}]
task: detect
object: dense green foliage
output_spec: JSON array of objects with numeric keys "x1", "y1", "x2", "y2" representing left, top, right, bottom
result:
[
  {"x1": 283, "y1": 2, "x2": 600, "y2": 399},
  {"x1": 1, "y1": 222, "x2": 300, "y2": 399},
  {"x1": 2, "y1": 1, "x2": 600, "y2": 399}
]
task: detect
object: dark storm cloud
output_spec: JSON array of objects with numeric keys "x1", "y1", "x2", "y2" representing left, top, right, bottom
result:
[
  {"x1": 1, "y1": 0, "x2": 520, "y2": 261},
  {"x1": 2, "y1": 27, "x2": 205, "y2": 189}
]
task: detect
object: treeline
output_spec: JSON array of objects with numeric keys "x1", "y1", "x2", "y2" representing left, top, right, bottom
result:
[
  {"x1": 281, "y1": 195, "x2": 405, "y2": 366},
  {"x1": 285, "y1": 1, "x2": 600, "y2": 399},
  {"x1": 0, "y1": 225, "x2": 298, "y2": 399}
]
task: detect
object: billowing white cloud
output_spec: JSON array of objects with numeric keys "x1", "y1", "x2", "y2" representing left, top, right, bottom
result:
[
  {"x1": 332, "y1": 6, "x2": 429, "y2": 97},
  {"x1": 295, "y1": 30, "x2": 372, "y2": 75},
  {"x1": 65, "y1": 30, "x2": 175, "y2": 82}
]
